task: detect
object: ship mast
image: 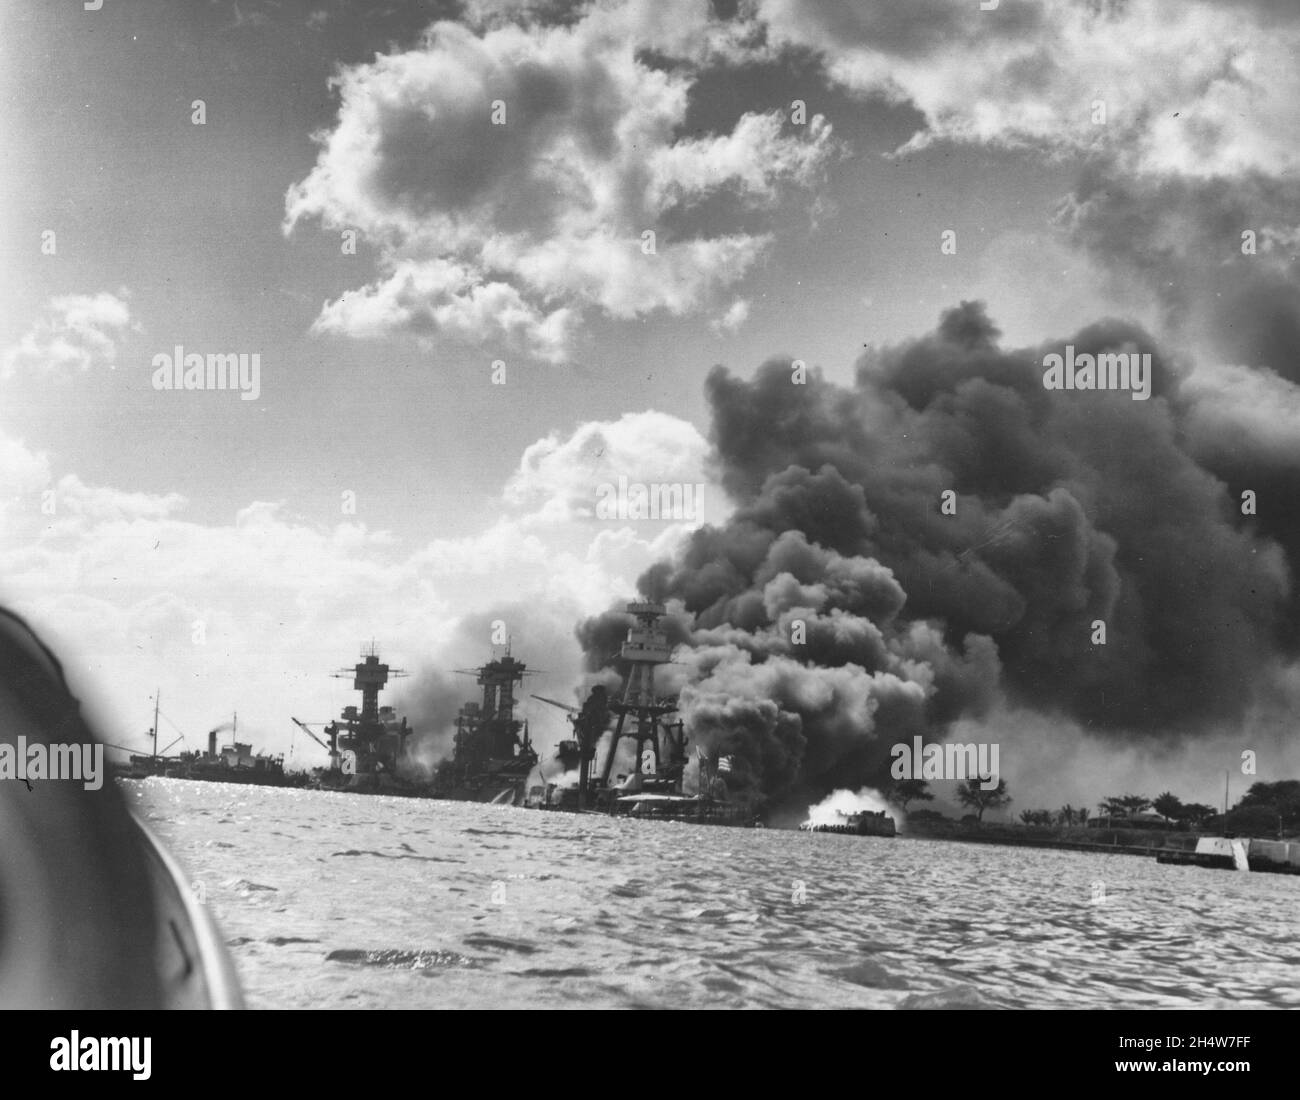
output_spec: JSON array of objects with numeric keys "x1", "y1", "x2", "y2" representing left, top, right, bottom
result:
[{"x1": 600, "y1": 601, "x2": 685, "y2": 793}]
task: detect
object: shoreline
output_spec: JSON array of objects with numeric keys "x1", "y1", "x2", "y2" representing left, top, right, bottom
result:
[
  {"x1": 899, "y1": 820, "x2": 1300, "y2": 872},
  {"x1": 900, "y1": 828, "x2": 1173, "y2": 859}
]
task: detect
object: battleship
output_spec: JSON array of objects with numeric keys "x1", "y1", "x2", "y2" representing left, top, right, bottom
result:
[
  {"x1": 292, "y1": 645, "x2": 425, "y2": 795},
  {"x1": 527, "y1": 601, "x2": 758, "y2": 827},
  {"x1": 291, "y1": 644, "x2": 540, "y2": 803},
  {"x1": 430, "y1": 651, "x2": 539, "y2": 804}
]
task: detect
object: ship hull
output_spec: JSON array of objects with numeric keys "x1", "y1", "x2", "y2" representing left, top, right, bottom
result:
[
  {"x1": 432, "y1": 784, "x2": 525, "y2": 805},
  {"x1": 809, "y1": 821, "x2": 896, "y2": 838},
  {"x1": 185, "y1": 767, "x2": 309, "y2": 788},
  {"x1": 528, "y1": 787, "x2": 758, "y2": 827},
  {"x1": 111, "y1": 761, "x2": 309, "y2": 789}
]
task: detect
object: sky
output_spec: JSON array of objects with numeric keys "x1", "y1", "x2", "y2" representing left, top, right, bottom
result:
[{"x1": 1, "y1": 0, "x2": 1297, "y2": 810}]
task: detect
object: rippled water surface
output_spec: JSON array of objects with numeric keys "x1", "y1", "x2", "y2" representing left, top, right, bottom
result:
[{"x1": 126, "y1": 779, "x2": 1299, "y2": 1009}]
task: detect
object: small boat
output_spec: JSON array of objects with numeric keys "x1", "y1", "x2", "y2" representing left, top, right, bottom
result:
[
  {"x1": 0, "y1": 605, "x2": 244, "y2": 1009},
  {"x1": 132, "y1": 814, "x2": 244, "y2": 1008},
  {"x1": 800, "y1": 809, "x2": 897, "y2": 837}
]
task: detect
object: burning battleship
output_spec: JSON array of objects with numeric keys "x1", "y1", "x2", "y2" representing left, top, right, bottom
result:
[{"x1": 527, "y1": 601, "x2": 757, "y2": 827}]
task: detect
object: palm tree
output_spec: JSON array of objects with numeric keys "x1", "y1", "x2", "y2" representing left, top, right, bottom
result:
[
  {"x1": 1152, "y1": 791, "x2": 1182, "y2": 823},
  {"x1": 958, "y1": 777, "x2": 1011, "y2": 822}
]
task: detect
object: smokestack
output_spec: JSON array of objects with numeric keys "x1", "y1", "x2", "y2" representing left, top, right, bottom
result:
[{"x1": 208, "y1": 728, "x2": 217, "y2": 758}]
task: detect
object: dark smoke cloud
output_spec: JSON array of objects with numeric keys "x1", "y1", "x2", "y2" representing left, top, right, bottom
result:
[
  {"x1": 1056, "y1": 166, "x2": 1300, "y2": 635},
  {"x1": 580, "y1": 302, "x2": 1297, "y2": 812}
]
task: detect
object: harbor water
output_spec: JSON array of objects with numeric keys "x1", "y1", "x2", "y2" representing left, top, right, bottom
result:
[{"x1": 126, "y1": 779, "x2": 1299, "y2": 1010}]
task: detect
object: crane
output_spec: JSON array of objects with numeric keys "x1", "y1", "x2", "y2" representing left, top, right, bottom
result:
[
  {"x1": 530, "y1": 688, "x2": 611, "y2": 808},
  {"x1": 290, "y1": 717, "x2": 339, "y2": 770}
]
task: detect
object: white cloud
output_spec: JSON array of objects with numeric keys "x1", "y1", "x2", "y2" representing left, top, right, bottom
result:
[
  {"x1": 3, "y1": 291, "x2": 138, "y2": 379},
  {"x1": 498, "y1": 232, "x2": 772, "y2": 321},
  {"x1": 647, "y1": 113, "x2": 833, "y2": 208},
  {"x1": 711, "y1": 298, "x2": 751, "y2": 335},
  {"x1": 504, "y1": 409, "x2": 717, "y2": 521},
  {"x1": 285, "y1": 1, "x2": 1298, "y2": 365},
  {"x1": 756, "y1": 0, "x2": 1300, "y2": 180},
  {"x1": 51, "y1": 475, "x2": 186, "y2": 522},
  {"x1": 312, "y1": 259, "x2": 576, "y2": 363},
  {"x1": 0, "y1": 434, "x2": 50, "y2": 495},
  {"x1": 284, "y1": 12, "x2": 834, "y2": 358}
]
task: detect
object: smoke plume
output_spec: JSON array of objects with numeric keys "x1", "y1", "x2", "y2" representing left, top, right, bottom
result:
[
  {"x1": 804, "y1": 787, "x2": 898, "y2": 830},
  {"x1": 580, "y1": 302, "x2": 1299, "y2": 813}
]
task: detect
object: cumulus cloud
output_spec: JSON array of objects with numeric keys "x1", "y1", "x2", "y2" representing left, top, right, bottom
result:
[
  {"x1": 285, "y1": 0, "x2": 1300, "y2": 371},
  {"x1": 756, "y1": 0, "x2": 1300, "y2": 179},
  {"x1": 284, "y1": 10, "x2": 834, "y2": 358},
  {"x1": 504, "y1": 408, "x2": 719, "y2": 522},
  {"x1": 48, "y1": 475, "x2": 186, "y2": 522},
  {"x1": 312, "y1": 259, "x2": 576, "y2": 363},
  {"x1": 2, "y1": 291, "x2": 138, "y2": 379},
  {"x1": 0, "y1": 435, "x2": 51, "y2": 496}
]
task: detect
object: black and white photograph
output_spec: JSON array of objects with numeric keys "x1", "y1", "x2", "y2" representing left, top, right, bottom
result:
[{"x1": 1, "y1": 0, "x2": 1296, "y2": 1064}]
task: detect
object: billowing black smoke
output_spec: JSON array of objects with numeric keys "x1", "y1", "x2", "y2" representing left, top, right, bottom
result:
[
  {"x1": 580, "y1": 302, "x2": 1297, "y2": 812},
  {"x1": 1057, "y1": 166, "x2": 1300, "y2": 637}
]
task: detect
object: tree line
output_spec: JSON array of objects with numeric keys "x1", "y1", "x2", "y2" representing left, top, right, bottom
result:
[{"x1": 884, "y1": 777, "x2": 1300, "y2": 833}]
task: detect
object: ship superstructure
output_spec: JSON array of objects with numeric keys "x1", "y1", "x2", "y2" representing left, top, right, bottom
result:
[
  {"x1": 112, "y1": 696, "x2": 304, "y2": 787},
  {"x1": 529, "y1": 601, "x2": 755, "y2": 825},
  {"x1": 293, "y1": 644, "x2": 414, "y2": 790},
  {"x1": 433, "y1": 650, "x2": 538, "y2": 803},
  {"x1": 180, "y1": 713, "x2": 295, "y2": 785},
  {"x1": 602, "y1": 601, "x2": 688, "y2": 793}
]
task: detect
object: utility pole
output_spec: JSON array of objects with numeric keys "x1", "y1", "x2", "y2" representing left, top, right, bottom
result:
[{"x1": 153, "y1": 690, "x2": 160, "y2": 760}]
